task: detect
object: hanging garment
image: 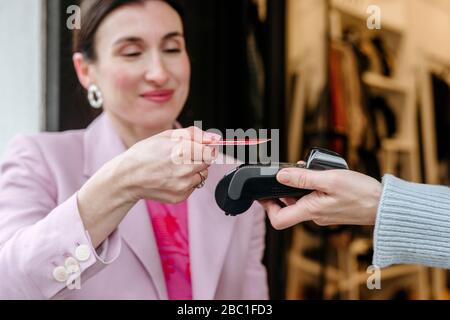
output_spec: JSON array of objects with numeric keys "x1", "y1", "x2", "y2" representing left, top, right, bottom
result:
[
  {"x1": 331, "y1": 42, "x2": 367, "y2": 168},
  {"x1": 371, "y1": 37, "x2": 395, "y2": 77},
  {"x1": 368, "y1": 96, "x2": 397, "y2": 139}
]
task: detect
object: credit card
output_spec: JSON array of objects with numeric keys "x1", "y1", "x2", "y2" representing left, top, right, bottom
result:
[{"x1": 204, "y1": 139, "x2": 271, "y2": 146}]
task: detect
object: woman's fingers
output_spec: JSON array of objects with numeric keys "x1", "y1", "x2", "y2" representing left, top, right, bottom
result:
[
  {"x1": 202, "y1": 145, "x2": 218, "y2": 165},
  {"x1": 162, "y1": 127, "x2": 220, "y2": 167},
  {"x1": 183, "y1": 140, "x2": 217, "y2": 164},
  {"x1": 187, "y1": 126, "x2": 221, "y2": 143},
  {"x1": 167, "y1": 168, "x2": 209, "y2": 197},
  {"x1": 190, "y1": 168, "x2": 209, "y2": 189},
  {"x1": 135, "y1": 128, "x2": 220, "y2": 204},
  {"x1": 166, "y1": 126, "x2": 221, "y2": 144},
  {"x1": 173, "y1": 140, "x2": 217, "y2": 167},
  {"x1": 174, "y1": 169, "x2": 209, "y2": 194}
]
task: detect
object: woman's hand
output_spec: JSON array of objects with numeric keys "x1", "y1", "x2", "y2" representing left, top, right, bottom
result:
[
  {"x1": 77, "y1": 126, "x2": 219, "y2": 248},
  {"x1": 120, "y1": 126, "x2": 219, "y2": 203},
  {"x1": 259, "y1": 168, "x2": 382, "y2": 230}
]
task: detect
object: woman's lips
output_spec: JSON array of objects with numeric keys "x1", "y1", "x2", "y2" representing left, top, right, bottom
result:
[{"x1": 140, "y1": 89, "x2": 174, "y2": 103}]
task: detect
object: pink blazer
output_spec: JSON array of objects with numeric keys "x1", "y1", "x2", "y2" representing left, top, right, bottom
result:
[{"x1": 0, "y1": 113, "x2": 268, "y2": 300}]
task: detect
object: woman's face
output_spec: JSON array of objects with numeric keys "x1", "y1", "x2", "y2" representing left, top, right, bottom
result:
[{"x1": 85, "y1": 0, "x2": 190, "y2": 132}]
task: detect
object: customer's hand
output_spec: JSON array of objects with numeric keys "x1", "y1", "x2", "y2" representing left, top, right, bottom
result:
[
  {"x1": 120, "y1": 126, "x2": 219, "y2": 204},
  {"x1": 259, "y1": 168, "x2": 382, "y2": 230},
  {"x1": 77, "y1": 126, "x2": 219, "y2": 248}
]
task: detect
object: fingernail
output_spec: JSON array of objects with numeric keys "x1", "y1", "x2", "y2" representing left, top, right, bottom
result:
[
  {"x1": 277, "y1": 171, "x2": 290, "y2": 184},
  {"x1": 205, "y1": 133, "x2": 222, "y2": 141}
]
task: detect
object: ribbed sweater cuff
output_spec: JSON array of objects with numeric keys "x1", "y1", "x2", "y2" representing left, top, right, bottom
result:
[{"x1": 373, "y1": 174, "x2": 450, "y2": 269}]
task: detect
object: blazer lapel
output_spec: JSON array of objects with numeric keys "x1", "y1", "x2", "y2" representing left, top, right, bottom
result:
[
  {"x1": 83, "y1": 113, "x2": 167, "y2": 299},
  {"x1": 119, "y1": 200, "x2": 168, "y2": 299},
  {"x1": 188, "y1": 164, "x2": 237, "y2": 300}
]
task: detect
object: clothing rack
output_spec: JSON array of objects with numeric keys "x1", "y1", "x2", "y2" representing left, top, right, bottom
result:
[{"x1": 286, "y1": 0, "x2": 437, "y2": 300}]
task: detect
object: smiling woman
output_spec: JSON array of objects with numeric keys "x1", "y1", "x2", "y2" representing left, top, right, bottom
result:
[
  {"x1": 72, "y1": 0, "x2": 191, "y2": 145},
  {"x1": 0, "y1": 0, "x2": 268, "y2": 300}
]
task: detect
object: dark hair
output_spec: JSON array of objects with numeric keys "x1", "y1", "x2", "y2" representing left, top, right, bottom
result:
[{"x1": 73, "y1": 0, "x2": 185, "y2": 61}]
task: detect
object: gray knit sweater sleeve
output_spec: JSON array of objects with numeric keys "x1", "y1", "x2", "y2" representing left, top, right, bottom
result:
[{"x1": 373, "y1": 174, "x2": 450, "y2": 269}]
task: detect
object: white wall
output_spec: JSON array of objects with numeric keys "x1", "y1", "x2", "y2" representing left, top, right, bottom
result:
[
  {"x1": 411, "y1": 0, "x2": 450, "y2": 64},
  {"x1": 0, "y1": 1, "x2": 45, "y2": 159}
]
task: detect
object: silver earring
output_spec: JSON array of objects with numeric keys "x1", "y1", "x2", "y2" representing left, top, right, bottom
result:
[{"x1": 87, "y1": 84, "x2": 103, "y2": 109}]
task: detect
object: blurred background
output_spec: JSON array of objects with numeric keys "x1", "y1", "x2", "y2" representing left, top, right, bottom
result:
[{"x1": 0, "y1": 0, "x2": 449, "y2": 299}]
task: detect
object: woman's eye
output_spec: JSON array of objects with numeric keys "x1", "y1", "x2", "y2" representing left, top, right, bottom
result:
[
  {"x1": 164, "y1": 48, "x2": 182, "y2": 54},
  {"x1": 123, "y1": 52, "x2": 141, "y2": 57}
]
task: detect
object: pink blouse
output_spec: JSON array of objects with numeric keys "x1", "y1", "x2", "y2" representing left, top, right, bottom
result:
[{"x1": 145, "y1": 200, "x2": 192, "y2": 300}]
